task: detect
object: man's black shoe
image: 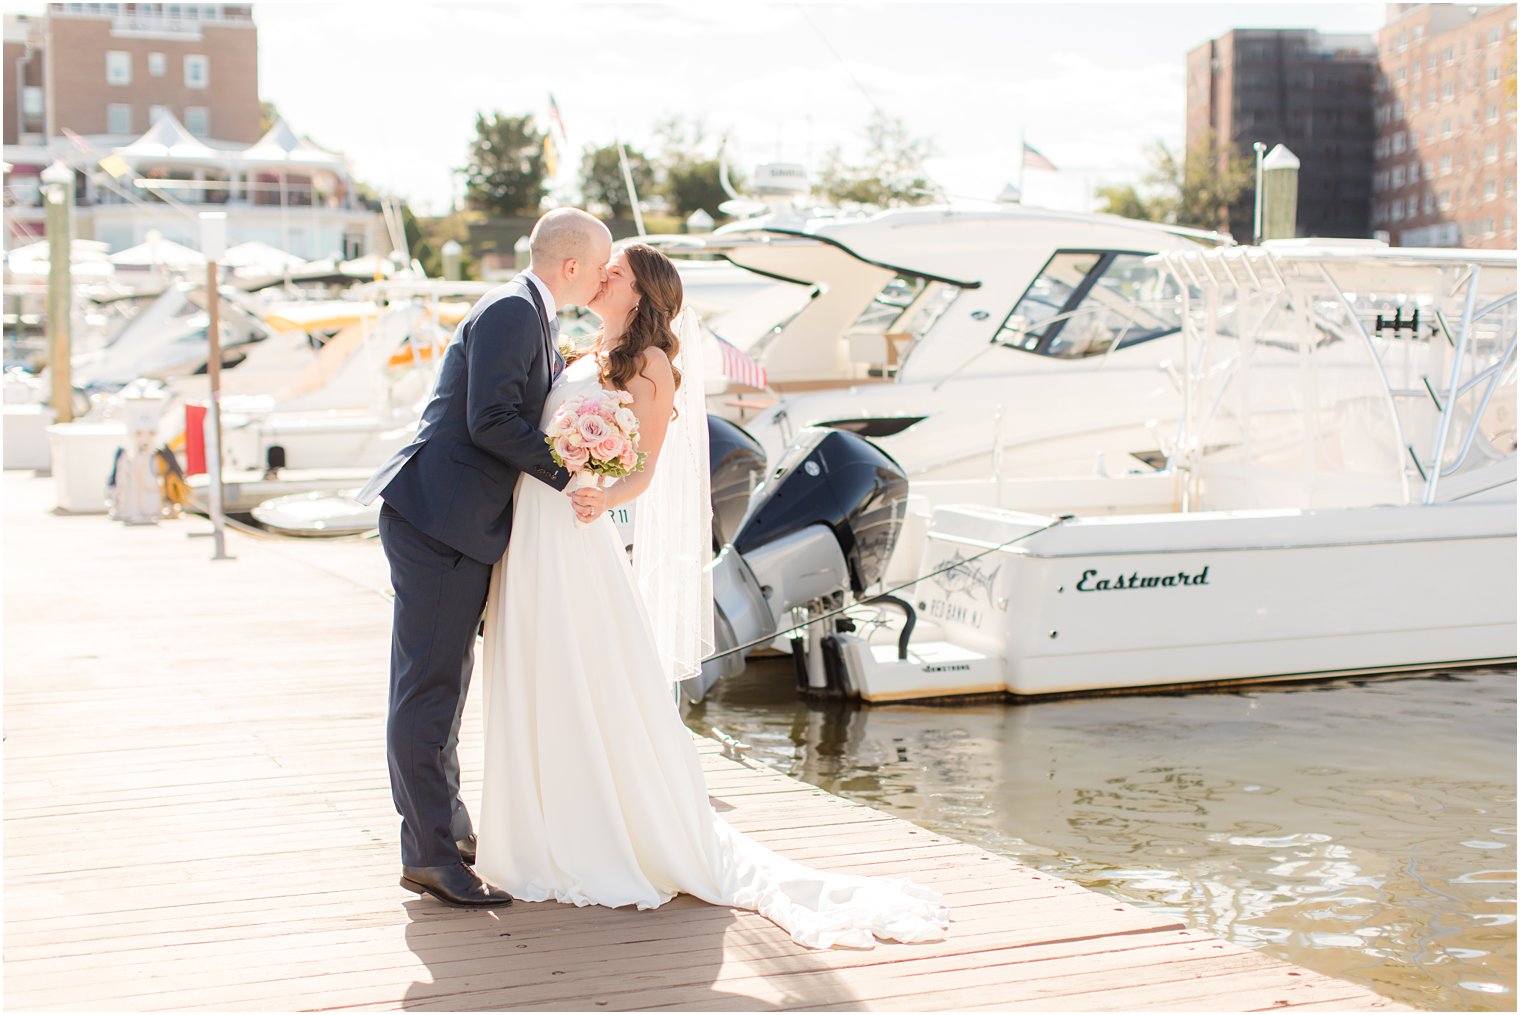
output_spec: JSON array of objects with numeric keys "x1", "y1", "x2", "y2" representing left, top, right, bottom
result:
[
  {"x1": 457, "y1": 833, "x2": 477, "y2": 865},
  {"x1": 400, "y1": 862, "x2": 513, "y2": 908}
]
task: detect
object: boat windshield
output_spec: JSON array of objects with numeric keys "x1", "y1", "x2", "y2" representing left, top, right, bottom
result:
[
  {"x1": 995, "y1": 250, "x2": 1181, "y2": 358},
  {"x1": 848, "y1": 275, "x2": 925, "y2": 334}
]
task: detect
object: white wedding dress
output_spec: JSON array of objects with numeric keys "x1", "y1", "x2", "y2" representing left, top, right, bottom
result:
[{"x1": 475, "y1": 355, "x2": 950, "y2": 949}]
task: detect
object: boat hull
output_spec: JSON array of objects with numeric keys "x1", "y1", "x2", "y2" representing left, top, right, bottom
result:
[{"x1": 850, "y1": 501, "x2": 1517, "y2": 701}]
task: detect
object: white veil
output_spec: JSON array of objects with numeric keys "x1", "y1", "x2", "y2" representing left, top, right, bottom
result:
[{"x1": 633, "y1": 306, "x2": 714, "y2": 685}]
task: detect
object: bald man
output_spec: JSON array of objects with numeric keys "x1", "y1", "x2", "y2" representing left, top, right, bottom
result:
[{"x1": 357, "y1": 208, "x2": 611, "y2": 907}]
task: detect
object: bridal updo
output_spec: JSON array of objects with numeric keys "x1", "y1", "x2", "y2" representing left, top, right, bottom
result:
[{"x1": 600, "y1": 244, "x2": 684, "y2": 396}]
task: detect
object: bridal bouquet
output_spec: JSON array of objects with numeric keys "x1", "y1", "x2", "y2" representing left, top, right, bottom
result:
[{"x1": 545, "y1": 389, "x2": 646, "y2": 487}]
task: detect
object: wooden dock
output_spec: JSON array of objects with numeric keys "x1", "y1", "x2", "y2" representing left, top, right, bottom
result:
[{"x1": 3, "y1": 472, "x2": 1409, "y2": 1012}]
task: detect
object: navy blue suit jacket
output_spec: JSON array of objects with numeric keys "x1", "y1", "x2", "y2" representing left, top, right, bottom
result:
[{"x1": 357, "y1": 275, "x2": 570, "y2": 564}]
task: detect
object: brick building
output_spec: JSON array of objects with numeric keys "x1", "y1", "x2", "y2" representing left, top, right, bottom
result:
[
  {"x1": 1186, "y1": 29, "x2": 1378, "y2": 241},
  {"x1": 3, "y1": 4, "x2": 383, "y2": 260},
  {"x1": 4, "y1": 3, "x2": 260, "y2": 147},
  {"x1": 1371, "y1": 3, "x2": 1517, "y2": 249}
]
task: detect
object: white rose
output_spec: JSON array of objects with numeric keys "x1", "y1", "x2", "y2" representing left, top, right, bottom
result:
[{"x1": 614, "y1": 407, "x2": 639, "y2": 434}]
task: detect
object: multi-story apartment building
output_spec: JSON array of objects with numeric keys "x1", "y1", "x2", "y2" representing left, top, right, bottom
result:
[
  {"x1": 1371, "y1": 3, "x2": 1517, "y2": 249},
  {"x1": 1186, "y1": 29, "x2": 1378, "y2": 241},
  {"x1": 3, "y1": 4, "x2": 382, "y2": 260}
]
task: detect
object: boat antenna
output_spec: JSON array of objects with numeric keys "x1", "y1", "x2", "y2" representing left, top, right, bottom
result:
[
  {"x1": 718, "y1": 134, "x2": 741, "y2": 200},
  {"x1": 799, "y1": 6, "x2": 889, "y2": 121}
]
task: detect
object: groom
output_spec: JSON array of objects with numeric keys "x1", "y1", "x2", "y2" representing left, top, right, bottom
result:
[{"x1": 357, "y1": 208, "x2": 613, "y2": 907}]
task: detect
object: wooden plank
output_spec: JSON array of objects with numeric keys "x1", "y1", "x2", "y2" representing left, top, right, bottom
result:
[{"x1": 2, "y1": 474, "x2": 1408, "y2": 1013}]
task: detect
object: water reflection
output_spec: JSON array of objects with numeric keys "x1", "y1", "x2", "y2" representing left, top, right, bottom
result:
[{"x1": 686, "y1": 666, "x2": 1517, "y2": 1012}]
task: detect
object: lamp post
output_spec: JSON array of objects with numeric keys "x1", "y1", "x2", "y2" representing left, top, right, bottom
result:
[
  {"x1": 41, "y1": 160, "x2": 74, "y2": 423},
  {"x1": 1251, "y1": 141, "x2": 1267, "y2": 245},
  {"x1": 199, "y1": 211, "x2": 232, "y2": 561}
]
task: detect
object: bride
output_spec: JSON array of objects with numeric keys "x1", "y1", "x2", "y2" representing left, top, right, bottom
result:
[{"x1": 474, "y1": 244, "x2": 949, "y2": 949}]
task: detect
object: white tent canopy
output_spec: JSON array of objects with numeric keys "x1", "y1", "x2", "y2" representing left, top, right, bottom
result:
[
  {"x1": 243, "y1": 119, "x2": 344, "y2": 168},
  {"x1": 109, "y1": 236, "x2": 206, "y2": 268},
  {"x1": 223, "y1": 240, "x2": 307, "y2": 275},
  {"x1": 117, "y1": 110, "x2": 218, "y2": 162},
  {"x1": 5, "y1": 238, "x2": 115, "y2": 278}
]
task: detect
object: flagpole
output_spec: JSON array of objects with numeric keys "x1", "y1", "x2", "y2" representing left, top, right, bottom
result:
[{"x1": 617, "y1": 137, "x2": 646, "y2": 237}]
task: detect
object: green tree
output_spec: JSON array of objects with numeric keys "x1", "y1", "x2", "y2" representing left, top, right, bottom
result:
[
  {"x1": 1142, "y1": 133, "x2": 1254, "y2": 233},
  {"x1": 580, "y1": 143, "x2": 655, "y2": 218},
  {"x1": 1094, "y1": 182, "x2": 1163, "y2": 222},
  {"x1": 652, "y1": 116, "x2": 739, "y2": 219},
  {"x1": 817, "y1": 112, "x2": 939, "y2": 208},
  {"x1": 463, "y1": 112, "x2": 547, "y2": 216}
]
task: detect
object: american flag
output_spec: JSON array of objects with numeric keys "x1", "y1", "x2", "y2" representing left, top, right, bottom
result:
[
  {"x1": 547, "y1": 93, "x2": 568, "y2": 143},
  {"x1": 714, "y1": 334, "x2": 768, "y2": 389},
  {"x1": 1022, "y1": 142, "x2": 1057, "y2": 172}
]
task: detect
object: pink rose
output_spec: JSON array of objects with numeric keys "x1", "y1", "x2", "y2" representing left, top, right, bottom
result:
[
  {"x1": 619, "y1": 447, "x2": 638, "y2": 471},
  {"x1": 578, "y1": 413, "x2": 610, "y2": 443},
  {"x1": 595, "y1": 435, "x2": 624, "y2": 460},
  {"x1": 553, "y1": 434, "x2": 589, "y2": 471}
]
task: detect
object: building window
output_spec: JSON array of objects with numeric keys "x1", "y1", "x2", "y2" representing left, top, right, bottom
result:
[
  {"x1": 1391, "y1": 202, "x2": 1404, "y2": 222},
  {"x1": 1489, "y1": 27, "x2": 1501, "y2": 45},
  {"x1": 106, "y1": 50, "x2": 131, "y2": 85},
  {"x1": 21, "y1": 86, "x2": 42, "y2": 117},
  {"x1": 1489, "y1": 65, "x2": 1501, "y2": 85},
  {"x1": 148, "y1": 52, "x2": 166, "y2": 77},
  {"x1": 1427, "y1": 87, "x2": 1437, "y2": 105},
  {"x1": 1392, "y1": 166, "x2": 1406, "y2": 187},
  {"x1": 1441, "y1": 154, "x2": 1453, "y2": 174},
  {"x1": 1443, "y1": 46, "x2": 1454, "y2": 64},
  {"x1": 1439, "y1": 190, "x2": 1452, "y2": 210},
  {"x1": 1484, "y1": 179, "x2": 1497, "y2": 201},
  {"x1": 1442, "y1": 82, "x2": 1454, "y2": 101},
  {"x1": 1424, "y1": 193, "x2": 1436, "y2": 214},
  {"x1": 1410, "y1": 161, "x2": 1420, "y2": 183},
  {"x1": 1505, "y1": 214, "x2": 1514, "y2": 235},
  {"x1": 1425, "y1": 159, "x2": 1435, "y2": 178},
  {"x1": 107, "y1": 103, "x2": 132, "y2": 134},
  {"x1": 1485, "y1": 142, "x2": 1498, "y2": 162},
  {"x1": 1408, "y1": 196, "x2": 1418, "y2": 217},
  {"x1": 1393, "y1": 131, "x2": 1406, "y2": 153},
  {"x1": 184, "y1": 54, "x2": 209, "y2": 89},
  {"x1": 1487, "y1": 103, "x2": 1500, "y2": 123},
  {"x1": 185, "y1": 106, "x2": 210, "y2": 136},
  {"x1": 1441, "y1": 118, "x2": 1453, "y2": 138}
]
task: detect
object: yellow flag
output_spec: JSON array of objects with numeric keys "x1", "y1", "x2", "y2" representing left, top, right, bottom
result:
[
  {"x1": 542, "y1": 134, "x2": 558, "y2": 178},
  {"x1": 99, "y1": 154, "x2": 130, "y2": 178}
]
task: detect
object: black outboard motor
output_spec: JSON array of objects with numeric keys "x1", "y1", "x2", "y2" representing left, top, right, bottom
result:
[
  {"x1": 707, "y1": 416, "x2": 766, "y2": 550},
  {"x1": 688, "y1": 427, "x2": 909, "y2": 702}
]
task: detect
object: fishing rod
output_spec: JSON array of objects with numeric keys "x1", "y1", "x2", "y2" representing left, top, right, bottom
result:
[{"x1": 701, "y1": 514, "x2": 1072, "y2": 664}]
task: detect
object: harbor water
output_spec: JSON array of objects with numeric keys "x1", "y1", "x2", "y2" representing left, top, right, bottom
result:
[{"x1": 685, "y1": 664, "x2": 1517, "y2": 1011}]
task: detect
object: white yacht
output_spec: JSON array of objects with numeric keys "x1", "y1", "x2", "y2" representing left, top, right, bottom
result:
[
  {"x1": 825, "y1": 244, "x2": 1517, "y2": 700},
  {"x1": 653, "y1": 205, "x2": 1230, "y2": 499}
]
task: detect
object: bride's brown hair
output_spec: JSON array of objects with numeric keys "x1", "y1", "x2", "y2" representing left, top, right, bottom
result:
[{"x1": 600, "y1": 244, "x2": 684, "y2": 396}]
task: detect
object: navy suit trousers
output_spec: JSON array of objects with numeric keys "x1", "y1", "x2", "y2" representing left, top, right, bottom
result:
[{"x1": 378, "y1": 504, "x2": 489, "y2": 867}]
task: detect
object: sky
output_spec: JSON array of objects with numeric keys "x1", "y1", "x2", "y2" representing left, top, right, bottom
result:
[{"x1": 35, "y1": 1, "x2": 1394, "y2": 214}]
